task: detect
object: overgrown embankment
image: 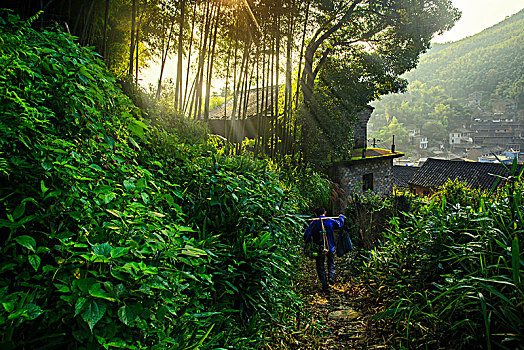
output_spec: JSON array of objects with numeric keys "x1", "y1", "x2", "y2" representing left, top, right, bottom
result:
[
  {"x1": 0, "y1": 13, "x2": 329, "y2": 349},
  {"x1": 340, "y1": 181, "x2": 524, "y2": 349}
]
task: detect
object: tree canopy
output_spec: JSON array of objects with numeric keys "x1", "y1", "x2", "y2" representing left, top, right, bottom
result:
[{"x1": 7, "y1": 0, "x2": 460, "y2": 165}]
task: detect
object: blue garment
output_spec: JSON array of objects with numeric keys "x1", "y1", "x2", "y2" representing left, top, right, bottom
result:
[{"x1": 303, "y1": 215, "x2": 344, "y2": 253}]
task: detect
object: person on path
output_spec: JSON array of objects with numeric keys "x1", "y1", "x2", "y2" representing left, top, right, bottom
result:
[{"x1": 304, "y1": 207, "x2": 344, "y2": 294}]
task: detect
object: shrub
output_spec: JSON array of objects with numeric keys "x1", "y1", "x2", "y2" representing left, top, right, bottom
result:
[
  {"x1": 358, "y1": 162, "x2": 524, "y2": 349},
  {"x1": 431, "y1": 178, "x2": 482, "y2": 209},
  {"x1": 0, "y1": 13, "x2": 307, "y2": 349},
  {"x1": 344, "y1": 192, "x2": 416, "y2": 249}
]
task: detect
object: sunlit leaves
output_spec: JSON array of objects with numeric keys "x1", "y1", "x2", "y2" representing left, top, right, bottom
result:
[
  {"x1": 14, "y1": 235, "x2": 36, "y2": 252},
  {"x1": 359, "y1": 177, "x2": 524, "y2": 348},
  {"x1": 0, "y1": 11, "x2": 319, "y2": 350}
]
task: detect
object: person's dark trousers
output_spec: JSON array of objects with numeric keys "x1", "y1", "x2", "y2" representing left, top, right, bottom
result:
[{"x1": 315, "y1": 251, "x2": 336, "y2": 291}]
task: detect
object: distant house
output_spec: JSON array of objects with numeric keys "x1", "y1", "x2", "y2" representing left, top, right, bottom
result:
[
  {"x1": 408, "y1": 158, "x2": 521, "y2": 196},
  {"x1": 409, "y1": 129, "x2": 428, "y2": 149},
  {"x1": 470, "y1": 118, "x2": 524, "y2": 149},
  {"x1": 419, "y1": 136, "x2": 428, "y2": 149},
  {"x1": 449, "y1": 129, "x2": 472, "y2": 146}
]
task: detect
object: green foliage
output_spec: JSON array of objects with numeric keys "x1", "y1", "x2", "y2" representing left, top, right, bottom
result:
[
  {"x1": 150, "y1": 112, "x2": 209, "y2": 145},
  {"x1": 0, "y1": 14, "x2": 311, "y2": 349},
  {"x1": 371, "y1": 9, "x2": 524, "y2": 137},
  {"x1": 371, "y1": 117, "x2": 410, "y2": 151},
  {"x1": 358, "y1": 161, "x2": 524, "y2": 349},
  {"x1": 301, "y1": 50, "x2": 409, "y2": 166},
  {"x1": 344, "y1": 193, "x2": 416, "y2": 250},
  {"x1": 278, "y1": 163, "x2": 332, "y2": 212},
  {"x1": 371, "y1": 81, "x2": 473, "y2": 143},
  {"x1": 431, "y1": 178, "x2": 482, "y2": 209},
  {"x1": 300, "y1": 0, "x2": 460, "y2": 165},
  {"x1": 405, "y1": 8, "x2": 524, "y2": 103}
]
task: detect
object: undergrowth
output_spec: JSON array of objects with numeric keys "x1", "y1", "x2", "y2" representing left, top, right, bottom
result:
[
  {"x1": 0, "y1": 12, "x2": 327, "y2": 349},
  {"x1": 356, "y1": 175, "x2": 524, "y2": 349}
]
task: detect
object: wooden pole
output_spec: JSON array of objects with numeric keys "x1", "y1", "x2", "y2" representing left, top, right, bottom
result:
[{"x1": 307, "y1": 216, "x2": 343, "y2": 221}]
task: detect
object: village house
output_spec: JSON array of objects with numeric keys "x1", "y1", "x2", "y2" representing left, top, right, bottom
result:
[
  {"x1": 328, "y1": 106, "x2": 404, "y2": 203},
  {"x1": 449, "y1": 128, "x2": 472, "y2": 146},
  {"x1": 408, "y1": 158, "x2": 522, "y2": 196}
]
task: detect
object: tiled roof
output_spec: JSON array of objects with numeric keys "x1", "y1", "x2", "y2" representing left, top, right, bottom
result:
[
  {"x1": 208, "y1": 86, "x2": 280, "y2": 119},
  {"x1": 393, "y1": 166, "x2": 419, "y2": 188},
  {"x1": 408, "y1": 158, "x2": 522, "y2": 192}
]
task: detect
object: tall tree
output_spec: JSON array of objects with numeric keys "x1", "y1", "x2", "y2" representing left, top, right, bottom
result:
[
  {"x1": 300, "y1": 0, "x2": 460, "y2": 108},
  {"x1": 128, "y1": 0, "x2": 137, "y2": 78},
  {"x1": 174, "y1": 0, "x2": 186, "y2": 112},
  {"x1": 102, "y1": 0, "x2": 110, "y2": 59},
  {"x1": 298, "y1": 0, "x2": 460, "y2": 163}
]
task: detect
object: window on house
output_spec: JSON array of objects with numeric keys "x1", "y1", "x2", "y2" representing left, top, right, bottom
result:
[{"x1": 363, "y1": 173, "x2": 373, "y2": 191}]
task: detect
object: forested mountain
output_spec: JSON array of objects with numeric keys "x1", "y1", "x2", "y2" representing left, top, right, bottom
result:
[
  {"x1": 370, "y1": 8, "x2": 524, "y2": 148},
  {"x1": 406, "y1": 8, "x2": 523, "y2": 102}
]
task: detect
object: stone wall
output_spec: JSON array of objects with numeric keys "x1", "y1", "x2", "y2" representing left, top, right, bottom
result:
[
  {"x1": 331, "y1": 158, "x2": 394, "y2": 204},
  {"x1": 353, "y1": 107, "x2": 373, "y2": 149}
]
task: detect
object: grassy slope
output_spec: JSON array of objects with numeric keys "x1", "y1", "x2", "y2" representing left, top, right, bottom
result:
[{"x1": 0, "y1": 12, "x2": 325, "y2": 349}]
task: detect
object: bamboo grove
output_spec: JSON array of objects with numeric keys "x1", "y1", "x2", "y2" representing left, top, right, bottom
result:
[{"x1": 11, "y1": 0, "x2": 460, "y2": 163}]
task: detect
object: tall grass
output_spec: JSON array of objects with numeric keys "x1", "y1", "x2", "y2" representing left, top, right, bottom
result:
[{"x1": 358, "y1": 159, "x2": 524, "y2": 349}]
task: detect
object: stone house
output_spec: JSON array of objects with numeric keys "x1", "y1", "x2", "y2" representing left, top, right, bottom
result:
[
  {"x1": 328, "y1": 106, "x2": 404, "y2": 205},
  {"x1": 329, "y1": 148, "x2": 404, "y2": 197}
]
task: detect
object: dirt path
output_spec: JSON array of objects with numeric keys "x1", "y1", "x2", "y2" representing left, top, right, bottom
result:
[{"x1": 296, "y1": 253, "x2": 387, "y2": 349}]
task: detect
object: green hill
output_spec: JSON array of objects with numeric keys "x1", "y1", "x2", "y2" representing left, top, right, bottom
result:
[
  {"x1": 404, "y1": 8, "x2": 524, "y2": 102},
  {"x1": 370, "y1": 9, "x2": 524, "y2": 146}
]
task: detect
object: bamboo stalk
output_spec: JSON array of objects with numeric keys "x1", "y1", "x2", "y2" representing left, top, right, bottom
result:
[{"x1": 307, "y1": 216, "x2": 344, "y2": 221}]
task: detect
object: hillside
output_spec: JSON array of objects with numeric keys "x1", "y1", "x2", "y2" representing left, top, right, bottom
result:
[
  {"x1": 369, "y1": 8, "x2": 524, "y2": 147},
  {"x1": 404, "y1": 8, "x2": 524, "y2": 102},
  {"x1": 0, "y1": 13, "x2": 330, "y2": 348}
]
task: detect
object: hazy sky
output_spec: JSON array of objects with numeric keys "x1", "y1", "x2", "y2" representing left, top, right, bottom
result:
[{"x1": 432, "y1": 0, "x2": 524, "y2": 43}]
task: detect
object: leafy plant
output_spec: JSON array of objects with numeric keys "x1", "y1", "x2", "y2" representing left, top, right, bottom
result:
[
  {"x1": 0, "y1": 13, "x2": 315, "y2": 349},
  {"x1": 357, "y1": 158, "x2": 523, "y2": 349}
]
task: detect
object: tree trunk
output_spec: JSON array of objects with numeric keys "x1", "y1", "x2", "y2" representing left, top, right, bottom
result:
[
  {"x1": 284, "y1": 4, "x2": 294, "y2": 156},
  {"x1": 102, "y1": 0, "x2": 110, "y2": 60},
  {"x1": 204, "y1": 3, "x2": 221, "y2": 121},
  {"x1": 80, "y1": 0, "x2": 95, "y2": 45},
  {"x1": 223, "y1": 38, "x2": 233, "y2": 119},
  {"x1": 295, "y1": 0, "x2": 309, "y2": 108},
  {"x1": 301, "y1": 0, "x2": 360, "y2": 107},
  {"x1": 194, "y1": 0, "x2": 213, "y2": 120},
  {"x1": 254, "y1": 46, "x2": 260, "y2": 158},
  {"x1": 128, "y1": 0, "x2": 136, "y2": 78},
  {"x1": 226, "y1": 31, "x2": 239, "y2": 143},
  {"x1": 263, "y1": 39, "x2": 270, "y2": 156},
  {"x1": 270, "y1": 34, "x2": 275, "y2": 160},
  {"x1": 183, "y1": 2, "x2": 197, "y2": 113},
  {"x1": 174, "y1": 0, "x2": 185, "y2": 112},
  {"x1": 188, "y1": 2, "x2": 207, "y2": 119},
  {"x1": 135, "y1": 4, "x2": 142, "y2": 87},
  {"x1": 156, "y1": 17, "x2": 176, "y2": 100}
]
